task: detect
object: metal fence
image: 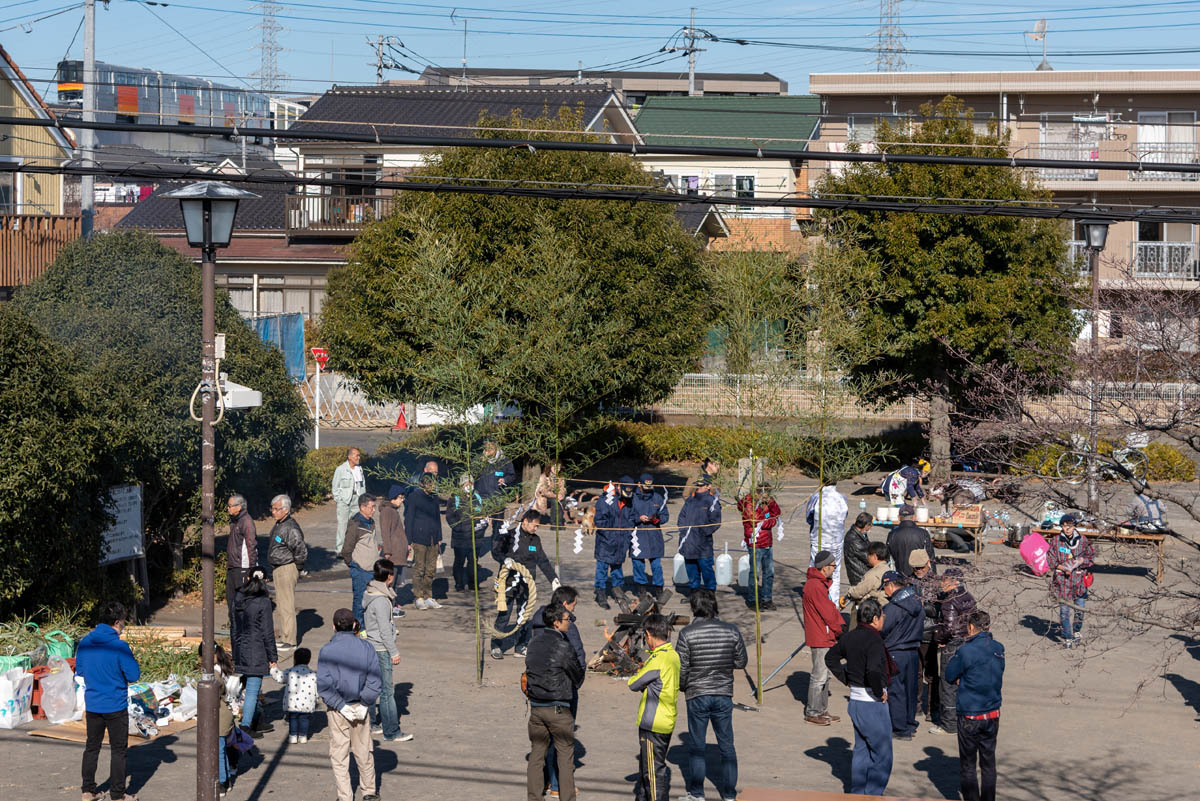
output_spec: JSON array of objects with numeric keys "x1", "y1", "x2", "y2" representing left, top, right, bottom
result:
[{"x1": 297, "y1": 372, "x2": 404, "y2": 428}]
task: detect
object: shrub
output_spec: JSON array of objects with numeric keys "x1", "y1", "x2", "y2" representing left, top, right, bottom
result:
[
  {"x1": 1146, "y1": 442, "x2": 1197, "y2": 482},
  {"x1": 298, "y1": 446, "x2": 352, "y2": 503}
]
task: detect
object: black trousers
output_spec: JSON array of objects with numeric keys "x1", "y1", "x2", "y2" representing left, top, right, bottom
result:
[
  {"x1": 82, "y1": 710, "x2": 129, "y2": 799},
  {"x1": 957, "y1": 715, "x2": 999, "y2": 801},
  {"x1": 635, "y1": 729, "x2": 671, "y2": 801},
  {"x1": 452, "y1": 544, "x2": 483, "y2": 589},
  {"x1": 938, "y1": 643, "x2": 961, "y2": 732},
  {"x1": 919, "y1": 638, "x2": 940, "y2": 721}
]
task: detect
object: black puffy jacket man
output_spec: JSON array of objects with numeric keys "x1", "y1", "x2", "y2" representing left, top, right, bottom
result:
[
  {"x1": 843, "y1": 512, "x2": 875, "y2": 587},
  {"x1": 886, "y1": 505, "x2": 935, "y2": 578},
  {"x1": 675, "y1": 589, "x2": 747, "y2": 801},
  {"x1": 525, "y1": 603, "x2": 585, "y2": 801},
  {"x1": 881, "y1": 571, "x2": 925, "y2": 739},
  {"x1": 491, "y1": 510, "x2": 558, "y2": 660}
]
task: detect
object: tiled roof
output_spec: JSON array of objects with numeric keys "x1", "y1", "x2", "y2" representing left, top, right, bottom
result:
[
  {"x1": 116, "y1": 181, "x2": 287, "y2": 231},
  {"x1": 289, "y1": 85, "x2": 620, "y2": 139},
  {"x1": 157, "y1": 235, "x2": 345, "y2": 263},
  {"x1": 418, "y1": 66, "x2": 784, "y2": 83},
  {"x1": 68, "y1": 144, "x2": 292, "y2": 179},
  {"x1": 633, "y1": 95, "x2": 822, "y2": 150}
]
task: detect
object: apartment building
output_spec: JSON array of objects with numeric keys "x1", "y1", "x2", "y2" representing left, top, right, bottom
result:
[{"x1": 809, "y1": 70, "x2": 1200, "y2": 337}]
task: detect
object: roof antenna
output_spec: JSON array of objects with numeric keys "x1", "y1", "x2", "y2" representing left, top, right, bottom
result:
[{"x1": 1026, "y1": 19, "x2": 1051, "y2": 71}]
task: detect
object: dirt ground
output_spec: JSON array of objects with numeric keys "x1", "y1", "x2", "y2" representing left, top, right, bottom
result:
[{"x1": 6, "y1": 466, "x2": 1200, "y2": 801}]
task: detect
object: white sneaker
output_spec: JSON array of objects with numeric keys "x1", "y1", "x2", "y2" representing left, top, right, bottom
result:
[
  {"x1": 288, "y1": 734, "x2": 298, "y2": 744},
  {"x1": 426, "y1": 598, "x2": 442, "y2": 609},
  {"x1": 415, "y1": 598, "x2": 428, "y2": 610},
  {"x1": 298, "y1": 735, "x2": 308, "y2": 744}
]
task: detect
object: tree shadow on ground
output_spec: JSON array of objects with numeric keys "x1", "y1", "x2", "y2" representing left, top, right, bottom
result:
[
  {"x1": 1162, "y1": 673, "x2": 1200, "y2": 721},
  {"x1": 803, "y1": 736, "x2": 852, "y2": 791},
  {"x1": 913, "y1": 745, "x2": 960, "y2": 799},
  {"x1": 999, "y1": 757, "x2": 1191, "y2": 801}
]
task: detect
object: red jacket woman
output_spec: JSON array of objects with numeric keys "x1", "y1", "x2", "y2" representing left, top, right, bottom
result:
[{"x1": 738, "y1": 494, "x2": 782, "y2": 550}]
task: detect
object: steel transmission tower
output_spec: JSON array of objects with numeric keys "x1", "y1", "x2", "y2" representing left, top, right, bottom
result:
[
  {"x1": 873, "y1": 0, "x2": 905, "y2": 72},
  {"x1": 253, "y1": 1, "x2": 287, "y2": 92}
]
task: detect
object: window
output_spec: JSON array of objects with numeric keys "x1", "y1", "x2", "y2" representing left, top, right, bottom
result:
[
  {"x1": 713, "y1": 173, "x2": 756, "y2": 210},
  {"x1": 667, "y1": 174, "x2": 701, "y2": 195},
  {"x1": 0, "y1": 172, "x2": 15, "y2": 212},
  {"x1": 848, "y1": 113, "x2": 907, "y2": 142}
]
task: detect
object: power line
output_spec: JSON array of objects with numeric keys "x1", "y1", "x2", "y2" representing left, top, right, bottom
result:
[
  {"x1": 5, "y1": 158, "x2": 1199, "y2": 223},
  {"x1": 11, "y1": 112, "x2": 1200, "y2": 179},
  {"x1": 134, "y1": 1, "x2": 254, "y2": 89}
]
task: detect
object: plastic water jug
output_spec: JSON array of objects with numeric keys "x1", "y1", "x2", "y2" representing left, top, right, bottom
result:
[
  {"x1": 715, "y1": 542, "x2": 734, "y2": 586},
  {"x1": 673, "y1": 551, "x2": 688, "y2": 584},
  {"x1": 737, "y1": 553, "x2": 751, "y2": 587}
]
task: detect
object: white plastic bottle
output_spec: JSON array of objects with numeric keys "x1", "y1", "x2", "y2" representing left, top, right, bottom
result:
[
  {"x1": 737, "y1": 552, "x2": 751, "y2": 586},
  {"x1": 715, "y1": 542, "x2": 734, "y2": 586},
  {"x1": 673, "y1": 551, "x2": 688, "y2": 584}
]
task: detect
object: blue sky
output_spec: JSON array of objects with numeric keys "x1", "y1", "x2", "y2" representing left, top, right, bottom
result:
[{"x1": 5, "y1": 0, "x2": 1200, "y2": 100}]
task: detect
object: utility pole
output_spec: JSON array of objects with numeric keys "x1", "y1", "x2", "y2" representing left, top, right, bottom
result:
[
  {"x1": 461, "y1": 18, "x2": 468, "y2": 87},
  {"x1": 376, "y1": 35, "x2": 384, "y2": 84},
  {"x1": 687, "y1": 8, "x2": 698, "y2": 96},
  {"x1": 80, "y1": 0, "x2": 96, "y2": 237}
]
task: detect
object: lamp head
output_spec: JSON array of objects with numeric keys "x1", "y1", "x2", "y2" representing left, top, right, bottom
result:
[
  {"x1": 1078, "y1": 218, "x2": 1111, "y2": 252},
  {"x1": 161, "y1": 181, "x2": 260, "y2": 249}
]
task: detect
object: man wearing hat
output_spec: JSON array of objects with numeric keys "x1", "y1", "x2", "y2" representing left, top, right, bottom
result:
[
  {"x1": 318, "y1": 609, "x2": 383, "y2": 801},
  {"x1": 910, "y1": 549, "x2": 942, "y2": 724},
  {"x1": 880, "y1": 570, "x2": 925, "y2": 739},
  {"x1": 677, "y1": 477, "x2": 722, "y2": 595},
  {"x1": 929, "y1": 568, "x2": 977, "y2": 737},
  {"x1": 630, "y1": 473, "x2": 670, "y2": 603},
  {"x1": 887, "y1": 505, "x2": 936, "y2": 578},
  {"x1": 802, "y1": 550, "x2": 845, "y2": 725}
]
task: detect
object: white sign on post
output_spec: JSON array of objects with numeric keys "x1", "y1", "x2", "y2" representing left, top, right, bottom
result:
[{"x1": 100, "y1": 484, "x2": 144, "y2": 566}]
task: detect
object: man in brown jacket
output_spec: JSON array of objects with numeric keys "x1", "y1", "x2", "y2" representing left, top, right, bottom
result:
[
  {"x1": 378, "y1": 485, "x2": 409, "y2": 618},
  {"x1": 843, "y1": 542, "x2": 889, "y2": 629}
]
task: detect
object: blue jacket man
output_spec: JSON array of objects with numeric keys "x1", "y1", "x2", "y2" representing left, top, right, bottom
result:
[
  {"x1": 944, "y1": 612, "x2": 1004, "y2": 801},
  {"x1": 593, "y1": 476, "x2": 636, "y2": 608},
  {"x1": 677, "y1": 478, "x2": 722, "y2": 592},
  {"x1": 318, "y1": 608, "x2": 383, "y2": 801},
  {"x1": 881, "y1": 572, "x2": 925, "y2": 738},
  {"x1": 76, "y1": 602, "x2": 141, "y2": 801},
  {"x1": 630, "y1": 473, "x2": 670, "y2": 599}
]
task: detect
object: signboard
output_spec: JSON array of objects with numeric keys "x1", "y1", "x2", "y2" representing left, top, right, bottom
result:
[
  {"x1": 311, "y1": 347, "x2": 328, "y2": 369},
  {"x1": 116, "y1": 85, "x2": 139, "y2": 116},
  {"x1": 100, "y1": 484, "x2": 144, "y2": 566}
]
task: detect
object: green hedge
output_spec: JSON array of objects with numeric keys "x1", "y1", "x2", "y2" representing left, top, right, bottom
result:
[{"x1": 1015, "y1": 439, "x2": 1196, "y2": 482}]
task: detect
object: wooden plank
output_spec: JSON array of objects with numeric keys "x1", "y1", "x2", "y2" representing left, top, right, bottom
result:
[
  {"x1": 29, "y1": 717, "x2": 196, "y2": 745},
  {"x1": 0, "y1": 215, "x2": 81, "y2": 287}
]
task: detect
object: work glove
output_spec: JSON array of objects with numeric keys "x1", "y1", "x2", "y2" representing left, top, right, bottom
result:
[
  {"x1": 339, "y1": 705, "x2": 357, "y2": 721},
  {"x1": 551, "y1": 578, "x2": 561, "y2": 591},
  {"x1": 503, "y1": 558, "x2": 515, "y2": 570}
]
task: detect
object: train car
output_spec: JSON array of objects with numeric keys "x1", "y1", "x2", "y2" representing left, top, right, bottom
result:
[{"x1": 56, "y1": 60, "x2": 271, "y2": 138}]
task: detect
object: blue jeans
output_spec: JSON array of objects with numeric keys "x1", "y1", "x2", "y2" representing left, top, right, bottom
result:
[
  {"x1": 594, "y1": 561, "x2": 625, "y2": 591},
  {"x1": 684, "y1": 558, "x2": 715, "y2": 590},
  {"x1": 848, "y1": 698, "x2": 893, "y2": 796},
  {"x1": 888, "y1": 649, "x2": 920, "y2": 735},
  {"x1": 685, "y1": 695, "x2": 737, "y2": 799},
  {"x1": 288, "y1": 712, "x2": 311, "y2": 738},
  {"x1": 375, "y1": 651, "x2": 400, "y2": 739},
  {"x1": 751, "y1": 547, "x2": 774, "y2": 602},
  {"x1": 632, "y1": 558, "x2": 664, "y2": 588},
  {"x1": 1059, "y1": 593, "x2": 1086, "y2": 639},
  {"x1": 240, "y1": 675, "x2": 262, "y2": 728},
  {"x1": 218, "y1": 735, "x2": 231, "y2": 783},
  {"x1": 350, "y1": 562, "x2": 372, "y2": 625},
  {"x1": 545, "y1": 692, "x2": 579, "y2": 792}
]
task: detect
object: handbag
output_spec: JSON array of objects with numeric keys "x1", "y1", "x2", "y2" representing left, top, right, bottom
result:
[{"x1": 230, "y1": 725, "x2": 255, "y2": 752}]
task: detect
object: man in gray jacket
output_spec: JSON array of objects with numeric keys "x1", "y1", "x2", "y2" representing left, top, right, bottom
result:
[
  {"x1": 675, "y1": 589, "x2": 748, "y2": 801},
  {"x1": 332, "y1": 447, "x2": 366, "y2": 553},
  {"x1": 267, "y1": 494, "x2": 307, "y2": 651}
]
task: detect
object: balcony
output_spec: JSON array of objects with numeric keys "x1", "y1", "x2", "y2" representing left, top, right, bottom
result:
[
  {"x1": 286, "y1": 194, "x2": 394, "y2": 236},
  {"x1": 1027, "y1": 142, "x2": 1098, "y2": 180},
  {"x1": 1132, "y1": 241, "x2": 1199, "y2": 280},
  {"x1": 1130, "y1": 142, "x2": 1200, "y2": 182}
]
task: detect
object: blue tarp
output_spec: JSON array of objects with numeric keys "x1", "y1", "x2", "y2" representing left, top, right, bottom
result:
[{"x1": 252, "y1": 313, "x2": 306, "y2": 381}]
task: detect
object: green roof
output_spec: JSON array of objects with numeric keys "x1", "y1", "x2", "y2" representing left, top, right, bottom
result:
[{"x1": 633, "y1": 95, "x2": 821, "y2": 150}]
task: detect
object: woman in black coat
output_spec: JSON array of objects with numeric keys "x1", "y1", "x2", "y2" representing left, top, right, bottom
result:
[
  {"x1": 843, "y1": 512, "x2": 875, "y2": 587},
  {"x1": 233, "y1": 568, "x2": 277, "y2": 732}
]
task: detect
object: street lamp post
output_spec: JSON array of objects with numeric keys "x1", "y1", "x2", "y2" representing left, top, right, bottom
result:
[
  {"x1": 162, "y1": 181, "x2": 259, "y2": 801},
  {"x1": 1079, "y1": 218, "x2": 1111, "y2": 516}
]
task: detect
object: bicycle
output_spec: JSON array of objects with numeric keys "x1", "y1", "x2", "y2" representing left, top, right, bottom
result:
[{"x1": 1055, "y1": 433, "x2": 1149, "y2": 485}]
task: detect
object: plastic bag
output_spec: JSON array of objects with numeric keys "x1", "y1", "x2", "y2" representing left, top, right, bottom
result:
[
  {"x1": 43, "y1": 631, "x2": 75, "y2": 661},
  {"x1": 173, "y1": 684, "x2": 198, "y2": 722},
  {"x1": 40, "y1": 659, "x2": 76, "y2": 724},
  {"x1": 127, "y1": 703, "x2": 159, "y2": 739},
  {"x1": 150, "y1": 678, "x2": 182, "y2": 703},
  {"x1": 0, "y1": 667, "x2": 35, "y2": 730},
  {"x1": 127, "y1": 682, "x2": 157, "y2": 716},
  {"x1": 72, "y1": 676, "x2": 85, "y2": 721}
]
